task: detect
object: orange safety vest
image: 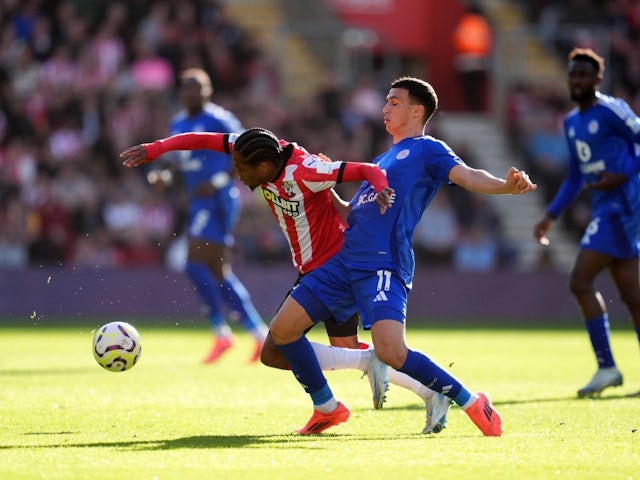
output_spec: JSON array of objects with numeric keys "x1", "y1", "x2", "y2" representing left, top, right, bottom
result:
[{"x1": 452, "y1": 14, "x2": 492, "y2": 56}]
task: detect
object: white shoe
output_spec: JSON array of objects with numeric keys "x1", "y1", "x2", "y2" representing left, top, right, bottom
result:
[
  {"x1": 362, "y1": 352, "x2": 389, "y2": 409},
  {"x1": 577, "y1": 367, "x2": 623, "y2": 397},
  {"x1": 422, "y1": 393, "x2": 452, "y2": 434}
]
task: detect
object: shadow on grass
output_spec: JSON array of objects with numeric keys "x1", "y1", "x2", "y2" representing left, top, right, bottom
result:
[
  {"x1": 380, "y1": 389, "x2": 640, "y2": 413},
  {"x1": 0, "y1": 432, "x2": 422, "y2": 451}
]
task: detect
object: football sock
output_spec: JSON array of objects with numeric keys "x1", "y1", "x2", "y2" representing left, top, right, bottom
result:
[
  {"x1": 213, "y1": 324, "x2": 233, "y2": 339},
  {"x1": 185, "y1": 262, "x2": 226, "y2": 329},
  {"x1": 459, "y1": 392, "x2": 480, "y2": 410},
  {"x1": 635, "y1": 326, "x2": 640, "y2": 346},
  {"x1": 585, "y1": 314, "x2": 616, "y2": 368},
  {"x1": 309, "y1": 342, "x2": 371, "y2": 371},
  {"x1": 315, "y1": 396, "x2": 339, "y2": 413},
  {"x1": 277, "y1": 336, "x2": 333, "y2": 406},
  {"x1": 387, "y1": 368, "x2": 434, "y2": 400},
  {"x1": 219, "y1": 274, "x2": 267, "y2": 340},
  {"x1": 399, "y1": 348, "x2": 472, "y2": 407}
]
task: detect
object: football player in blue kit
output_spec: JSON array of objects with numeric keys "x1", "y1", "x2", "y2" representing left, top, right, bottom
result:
[
  {"x1": 534, "y1": 48, "x2": 640, "y2": 397},
  {"x1": 269, "y1": 76, "x2": 536, "y2": 435},
  {"x1": 165, "y1": 68, "x2": 267, "y2": 363}
]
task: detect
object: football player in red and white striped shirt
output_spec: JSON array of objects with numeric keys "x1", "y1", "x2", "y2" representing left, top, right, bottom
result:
[{"x1": 121, "y1": 128, "x2": 450, "y2": 432}]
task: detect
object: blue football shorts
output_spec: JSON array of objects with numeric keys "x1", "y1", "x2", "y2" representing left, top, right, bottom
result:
[
  {"x1": 580, "y1": 212, "x2": 640, "y2": 259},
  {"x1": 291, "y1": 253, "x2": 408, "y2": 330},
  {"x1": 187, "y1": 187, "x2": 239, "y2": 245}
]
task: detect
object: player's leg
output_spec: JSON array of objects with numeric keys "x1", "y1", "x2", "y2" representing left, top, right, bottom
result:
[
  {"x1": 270, "y1": 294, "x2": 349, "y2": 434},
  {"x1": 609, "y1": 256, "x2": 640, "y2": 393},
  {"x1": 324, "y1": 314, "x2": 388, "y2": 409},
  {"x1": 371, "y1": 319, "x2": 500, "y2": 436},
  {"x1": 570, "y1": 248, "x2": 623, "y2": 396},
  {"x1": 185, "y1": 237, "x2": 234, "y2": 363},
  {"x1": 323, "y1": 313, "x2": 443, "y2": 416},
  {"x1": 199, "y1": 194, "x2": 268, "y2": 361},
  {"x1": 608, "y1": 256, "x2": 640, "y2": 332},
  {"x1": 363, "y1": 270, "x2": 499, "y2": 436}
]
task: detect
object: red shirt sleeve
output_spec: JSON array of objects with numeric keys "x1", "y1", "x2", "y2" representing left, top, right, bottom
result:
[
  {"x1": 340, "y1": 162, "x2": 388, "y2": 192},
  {"x1": 144, "y1": 132, "x2": 231, "y2": 160}
]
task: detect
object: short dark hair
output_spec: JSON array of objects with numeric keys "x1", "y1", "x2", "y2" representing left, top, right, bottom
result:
[
  {"x1": 390, "y1": 76, "x2": 438, "y2": 124},
  {"x1": 568, "y1": 48, "x2": 604, "y2": 76},
  {"x1": 233, "y1": 128, "x2": 292, "y2": 167}
]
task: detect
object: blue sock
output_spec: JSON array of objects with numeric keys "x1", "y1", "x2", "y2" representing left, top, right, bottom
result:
[
  {"x1": 219, "y1": 274, "x2": 265, "y2": 334},
  {"x1": 185, "y1": 262, "x2": 225, "y2": 329},
  {"x1": 277, "y1": 336, "x2": 333, "y2": 406},
  {"x1": 585, "y1": 314, "x2": 615, "y2": 368},
  {"x1": 399, "y1": 349, "x2": 472, "y2": 407},
  {"x1": 635, "y1": 326, "x2": 640, "y2": 346}
]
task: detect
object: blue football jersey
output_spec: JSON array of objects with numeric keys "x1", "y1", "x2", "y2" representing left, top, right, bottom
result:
[
  {"x1": 549, "y1": 92, "x2": 640, "y2": 218},
  {"x1": 169, "y1": 102, "x2": 243, "y2": 194},
  {"x1": 341, "y1": 136, "x2": 462, "y2": 285}
]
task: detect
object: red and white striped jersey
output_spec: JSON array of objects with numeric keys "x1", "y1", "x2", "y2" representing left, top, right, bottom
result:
[
  {"x1": 257, "y1": 140, "x2": 344, "y2": 273},
  {"x1": 144, "y1": 132, "x2": 385, "y2": 274}
]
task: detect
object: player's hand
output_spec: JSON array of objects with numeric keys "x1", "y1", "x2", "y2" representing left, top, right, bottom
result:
[
  {"x1": 584, "y1": 172, "x2": 628, "y2": 191},
  {"x1": 120, "y1": 145, "x2": 154, "y2": 167},
  {"x1": 506, "y1": 167, "x2": 537, "y2": 194},
  {"x1": 375, "y1": 187, "x2": 395, "y2": 215},
  {"x1": 533, "y1": 216, "x2": 553, "y2": 246}
]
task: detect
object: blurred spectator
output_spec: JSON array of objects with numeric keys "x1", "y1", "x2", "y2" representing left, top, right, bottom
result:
[
  {"x1": 0, "y1": 0, "x2": 535, "y2": 272},
  {"x1": 413, "y1": 190, "x2": 458, "y2": 266},
  {"x1": 453, "y1": 222, "x2": 499, "y2": 271},
  {"x1": 451, "y1": 2, "x2": 493, "y2": 111}
]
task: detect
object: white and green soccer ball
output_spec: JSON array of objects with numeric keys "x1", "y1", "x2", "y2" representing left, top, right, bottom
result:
[{"x1": 92, "y1": 321, "x2": 142, "y2": 372}]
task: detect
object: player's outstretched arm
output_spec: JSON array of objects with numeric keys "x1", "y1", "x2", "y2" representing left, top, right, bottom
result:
[
  {"x1": 449, "y1": 165, "x2": 537, "y2": 195},
  {"x1": 120, "y1": 132, "x2": 228, "y2": 167}
]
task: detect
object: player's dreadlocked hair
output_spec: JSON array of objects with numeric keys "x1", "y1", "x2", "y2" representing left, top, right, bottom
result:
[
  {"x1": 569, "y1": 48, "x2": 605, "y2": 76},
  {"x1": 233, "y1": 128, "x2": 293, "y2": 167}
]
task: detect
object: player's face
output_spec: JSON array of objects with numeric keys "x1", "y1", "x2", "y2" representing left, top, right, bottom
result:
[
  {"x1": 232, "y1": 153, "x2": 272, "y2": 190},
  {"x1": 180, "y1": 78, "x2": 205, "y2": 112},
  {"x1": 568, "y1": 60, "x2": 599, "y2": 103},
  {"x1": 383, "y1": 88, "x2": 421, "y2": 134}
]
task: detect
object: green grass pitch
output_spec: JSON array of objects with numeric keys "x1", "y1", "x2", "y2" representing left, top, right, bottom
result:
[{"x1": 1, "y1": 322, "x2": 639, "y2": 480}]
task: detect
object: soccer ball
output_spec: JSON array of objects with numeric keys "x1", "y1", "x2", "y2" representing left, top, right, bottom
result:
[{"x1": 92, "y1": 321, "x2": 142, "y2": 372}]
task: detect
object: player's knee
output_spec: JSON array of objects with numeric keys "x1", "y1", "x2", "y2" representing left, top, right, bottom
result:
[
  {"x1": 260, "y1": 346, "x2": 289, "y2": 370},
  {"x1": 568, "y1": 277, "x2": 591, "y2": 297},
  {"x1": 373, "y1": 344, "x2": 406, "y2": 370}
]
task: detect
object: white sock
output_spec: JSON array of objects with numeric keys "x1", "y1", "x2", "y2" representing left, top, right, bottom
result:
[
  {"x1": 213, "y1": 324, "x2": 233, "y2": 338},
  {"x1": 310, "y1": 341, "x2": 372, "y2": 371},
  {"x1": 460, "y1": 393, "x2": 479, "y2": 410},
  {"x1": 387, "y1": 368, "x2": 434, "y2": 401},
  {"x1": 315, "y1": 397, "x2": 339, "y2": 413}
]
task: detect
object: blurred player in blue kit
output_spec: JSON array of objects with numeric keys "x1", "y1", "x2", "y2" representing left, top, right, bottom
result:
[
  {"x1": 162, "y1": 68, "x2": 267, "y2": 363},
  {"x1": 269, "y1": 76, "x2": 536, "y2": 435},
  {"x1": 534, "y1": 48, "x2": 640, "y2": 397}
]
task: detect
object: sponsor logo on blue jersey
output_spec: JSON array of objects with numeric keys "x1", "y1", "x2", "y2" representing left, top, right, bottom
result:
[{"x1": 355, "y1": 190, "x2": 378, "y2": 207}]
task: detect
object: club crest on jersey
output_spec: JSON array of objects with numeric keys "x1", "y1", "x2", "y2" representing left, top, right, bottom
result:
[
  {"x1": 282, "y1": 181, "x2": 296, "y2": 197},
  {"x1": 588, "y1": 120, "x2": 599, "y2": 134},
  {"x1": 396, "y1": 149, "x2": 410, "y2": 160}
]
